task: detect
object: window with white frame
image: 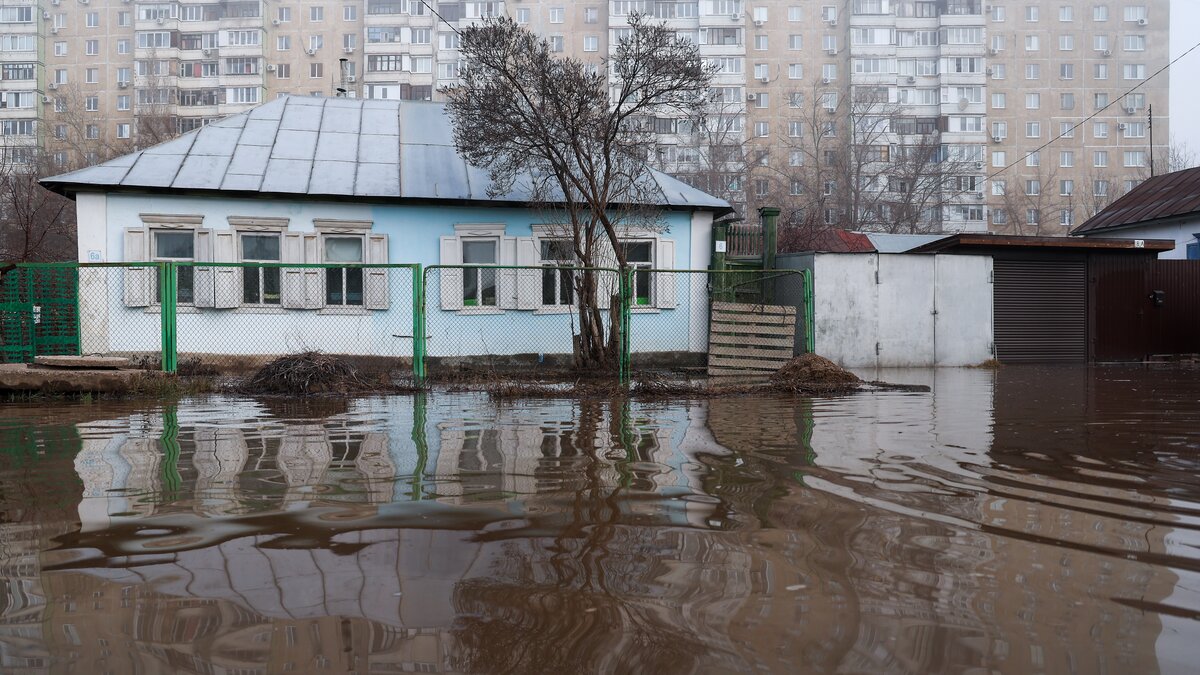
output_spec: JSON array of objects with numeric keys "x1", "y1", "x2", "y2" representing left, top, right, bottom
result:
[
  {"x1": 461, "y1": 238, "x2": 498, "y2": 307},
  {"x1": 622, "y1": 241, "x2": 654, "y2": 306},
  {"x1": 539, "y1": 239, "x2": 574, "y2": 306},
  {"x1": 241, "y1": 233, "x2": 281, "y2": 304},
  {"x1": 154, "y1": 230, "x2": 196, "y2": 304},
  {"x1": 324, "y1": 235, "x2": 364, "y2": 306}
]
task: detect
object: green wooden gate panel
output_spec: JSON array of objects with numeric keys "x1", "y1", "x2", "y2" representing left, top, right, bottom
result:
[{"x1": 0, "y1": 266, "x2": 80, "y2": 364}]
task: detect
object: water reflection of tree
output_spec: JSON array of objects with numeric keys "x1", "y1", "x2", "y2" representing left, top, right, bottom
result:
[{"x1": 449, "y1": 399, "x2": 722, "y2": 674}]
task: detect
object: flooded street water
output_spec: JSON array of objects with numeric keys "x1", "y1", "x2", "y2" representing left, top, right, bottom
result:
[{"x1": 0, "y1": 366, "x2": 1197, "y2": 674}]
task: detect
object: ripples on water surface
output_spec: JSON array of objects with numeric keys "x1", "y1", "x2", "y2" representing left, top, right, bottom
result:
[{"x1": 0, "y1": 366, "x2": 1197, "y2": 674}]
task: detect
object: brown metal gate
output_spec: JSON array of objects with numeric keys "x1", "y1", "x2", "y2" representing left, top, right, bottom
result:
[
  {"x1": 1090, "y1": 253, "x2": 1152, "y2": 361},
  {"x1": 1149, "y1": 260, "x2": 1200, "y2": 355},
  {"x1": 994, "y1": 259, "x2": 1087, "y2": 362}
]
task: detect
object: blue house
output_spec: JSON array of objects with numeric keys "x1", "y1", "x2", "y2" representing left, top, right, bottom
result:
[{"x1": 41, "y1": 95, "x2": 730, "y2": 361}]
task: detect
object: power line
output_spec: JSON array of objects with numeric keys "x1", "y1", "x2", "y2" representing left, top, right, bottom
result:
[
  {"x1": 935, "y1": 36, "x2": 1200, "y2": 214},
  {"x1": 419, "y1": 1, "x2": 462, "y2": 36}
]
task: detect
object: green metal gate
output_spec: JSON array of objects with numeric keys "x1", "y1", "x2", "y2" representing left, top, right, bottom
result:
[{"x1": 0, "y1": 265, "x2": 81, "y2": 364}]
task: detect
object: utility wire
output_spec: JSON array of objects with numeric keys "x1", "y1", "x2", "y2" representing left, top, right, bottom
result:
[{"x1": 419, "y1": 0, "x2": 462, "y2": 36}]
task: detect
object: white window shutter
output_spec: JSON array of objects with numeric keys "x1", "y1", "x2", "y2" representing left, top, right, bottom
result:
[
  {"x1": 595, "y1": 238, "x2": 616, "y2": 310},
  {"x1": 439, "y1": 235, "x2": 463, "y2": 311},
  {"x1": 192, "y1": 228, "x2": 215, "y2": 307},
  {"x1": 655, "y1": 238, "x2": 676, "y2": 309},
  {"x1": 498, "y1": 236, "x2": 517, "y2": 310},
  {"x1": 280, "y1": 232, "x2": 306, "y2": 309},
  {"x1": 212, "y1": 230, "x2": 240, "y2": 309},
  {"x1": 365, "y1": 233, "x2": 389, "y2": 310},
  {"x1": 122, "y1": 227, "x2": 151, "y2": 307},
  {"x1": 302, "y1": 233, "x2": 323, "y2": 309},
  {"x1": 515, "y1": 237, "x2": 539, "y2": 310}
]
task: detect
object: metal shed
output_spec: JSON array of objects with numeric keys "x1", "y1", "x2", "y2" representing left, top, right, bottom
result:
[{"x1": 910, "y1": 235, "x2": 1177, "y2": 363}]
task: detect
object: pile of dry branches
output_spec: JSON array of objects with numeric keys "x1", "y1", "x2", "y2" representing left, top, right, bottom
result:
[{"x1": 242, "y1": 351, "x2": 374, "y2": 395}]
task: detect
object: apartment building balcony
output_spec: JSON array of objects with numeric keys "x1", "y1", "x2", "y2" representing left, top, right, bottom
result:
[
  {"x1": 698, "y1": 43, "x2": 744, "y2": 58},
  {"x1": 135, "y1": 17, "x2": 180, "y2": 31},
  {"x1": 697, "y1": 13, "x2": 744, "y2": 28},
  {"x1": 218, "y1": 15, "x2": 264, "y2": 30},
  {"x1": 220, "y1": 43, "x2": 264, "y2": 58}
]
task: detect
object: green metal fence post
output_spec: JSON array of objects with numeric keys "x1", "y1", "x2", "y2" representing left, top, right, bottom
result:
[
  {"x1": 803, "y1": 269, "x2": 815, "y2": 354},
  {"x1": 618, "y1": 267, "x2": 632, "y2": 385},
  {"x1": 159, "y1": 262, "x2": 178, "y2": 374},
  {"x1": 412, "y1": 264, "x2": 426, "y2": 384}
]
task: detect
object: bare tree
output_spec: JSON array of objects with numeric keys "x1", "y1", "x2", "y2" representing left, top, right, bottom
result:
[
  {"x1": 444, "y1": 14, "x2": 712, "y2": 369},
  {"x1": 0, "y1": 152, "x2": 76, "y2": 263}
]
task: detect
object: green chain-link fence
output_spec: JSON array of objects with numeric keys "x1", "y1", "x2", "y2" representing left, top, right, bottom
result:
[{"x1": 1, "y1": 262, "x2": 812, "y2": 383}]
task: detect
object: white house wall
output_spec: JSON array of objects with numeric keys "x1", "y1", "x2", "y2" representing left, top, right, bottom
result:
[
  {"x1": 1087, "y1": 219, "x2": 1197, "y2": 259},
  {"x1": 79, "y1": 192, "x2": 705, "y2": 359},
  {"x1": 802, "y1": 254, "x2": 993, "y2": 368}
]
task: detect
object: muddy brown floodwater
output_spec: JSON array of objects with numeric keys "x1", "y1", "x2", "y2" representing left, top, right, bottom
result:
[{"x1": 0, "y1": 365, "x2": 1197, "y2": 674}]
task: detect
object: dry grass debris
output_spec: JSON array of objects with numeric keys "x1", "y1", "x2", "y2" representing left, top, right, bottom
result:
[
  {"x1": 242, "y1": 351, "x2": 385, "y2": 395},
  {"x1": 771, "y1": 354, "x2": 861, "y2": 386}
]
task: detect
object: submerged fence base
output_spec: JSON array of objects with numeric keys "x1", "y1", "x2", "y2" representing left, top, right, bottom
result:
[{"x1": 0, "y1": 262, "x2": 813, "y2": 384}]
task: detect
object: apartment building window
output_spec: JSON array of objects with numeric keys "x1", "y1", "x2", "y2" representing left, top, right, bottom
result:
[
  {"x1": 822, "y1": 35, "x2": 837, "y2": 52},
  {"x1": 585, "y1": 7, "x2": 598, "y2": 23},
  {"x1": 1026, "y1": 209, "x2": 1039, "y2": 226},
  {"x1": 1059, "y1": 35, "x2": 1074, "y2": 50},
  {"x1": 788, "y1": 34, "x2": 803, "y2": 50},
  {"x1": 1061, "y1": 152, "x2": 1075, "y2": 168},
  {"x1": 583, "y1": 36, "x2": 599, "y2": 52},
  {"x1": 227, "y1": 87, "x2": 259, "y2": 104},
  {"x1": 343, "y1": 4, "x2": 356, "y2": 20},
  {"x1": 278, "y1": 7, "x2": 291, "y2": 22},
  {"x1": 1025, "y1": 63, "x2": 1039, "y2": 79},
  {"x1": 1094, "y1": 180, "x2": 1109, "y2": 196},
  {"x1": 1060, "y1": 5, "x2": 1074, "y2": 21},
  {"x1": 990, "y1": 5, "x2": 1005, "y2": 21},
  {"x1": 86, "y1": 11, "x2": 99, "y2": 27},
  {"x1": 1060, "y1": 122, "x2": 1074, "y2": 137},
  {"x1": 821, "y1": 6, "x2": 837, "y2": 22},
  {"x1": 310, "y1": 6, "x2": 324, "y2": 21},
  {"x1": 1025, "y1": 121, "x2": 1041, "y2": 138},
  {"x1": 1094, "y1": 34, "x2": 1109, "y2": 52},
  {"x1": 1124, "y1": 35, "x2": 1146, "y2": 51},
  {"x1": 1061, "y1": 93, "x2": 1075, "y2": 110},
  {"x1": 1123, "y1": 64, "x2": 1146, "y2": 80},
  {"x1": 1095, "y1": 63, "x2": 1108, "y2": 79},
  {"x1": 1025, "y1": 6, "x2": 1038, "y2": 21},
  {"x1": 228, "y1": 30, "x2": 260, "y2": 46},
  {"x1": 754, "y1": 35, "x2": 768, "y2": 51},
  {"x1": 118, "y1": 11, "x2": 130, "y2": 26},
  {"x1": 1025, "y1": 35, "x2": 1039, "y2": 50},
  {"x1": 118, "y1": 39, "x2": 130, "y2": 54},
  {"x1": 1095, "y1": 92, "x2": 1109, "y2": 109},
  {"x1": 310, "y1": 63, "x2": 323, "y2": 78},
  {"x1": 1126, "y1": 93, "x2": 1146, "y2": 110},
  {"x1": 54, "y1": 69, "x2": 67, "y2": 85},
  {"x1": 86, "y1": 124, "x2": 99, "y2": 140},
  {"x1": 1026, "y1": 93, "x2": 1040, "y2": 109},
  {"x1": 277, "y1": 36, "x2": 290, "y2": 50},
  {"x1": 1060, "y1": 209, "x2": 1074, "y2": 227},
  {"x1": 550, "y1": 7, "x2": 564, "y2": 23},
  {"x1": 754, "y1": 179, "x2": 769, "y2": 198},
  {"x1": 85, "y1": 96, "x2": 99, "y2": 112},
  {"x1": 993, "y1": 208, "x2": 1008, "y2": 226},
  {"x1": 1124, "y1": 6, "x2": 1147, "y2": 22},
  {"x1": 309, "y1": 35, "x2": 323, "y2": 50},
  {"x1": 344, "y1": 34, "x2": 356, "y2": 49},
  {"x1": 991, "y1": 63, "x2": 1006, "y2": 79},
  {"x1": 549, "y1": 35, "x2": 564, "y2": 52},
  {"x1": 788, "y1": 63, "x2": 803, "y2": 79},
  {"x1": 1124, "y1": 122, "x2": 1147, "y2": 138},
  {"x1": 516, "y1": 7, "x2": 530, "y2": 23},
  {"x1": 1094, "y1": 150, "x2": 1108, "y2": 167},
  {"x1": 276, "y1": 63, "x2": 291, "y2": 78},
  {"x1": 754, "y1": 121, "x2": 769, "y2": 138},
  {"x1": 755, "y1": 92, "x2": 769, "y2": 108},
  {"x1": 1094, "y1": 5, "x2": 1109, "y2": 21},
  {"x1": 85, "y1": 68, "x2": 98, "y2": 84},
  {"x1": 821, "y1": 64, "x2": 837, "y2": 81},
  {"x1": 1059, "y1": 63, "x2": 1074, "y2": 79},
  {"x1": 992, "y1": 179, "x2": 1007, "y2": 196},
  {"x1": 1124, "y1": 151, "x2": 1146, "y2": 167},
  {"x1": 991, "y1": 121, "x2": 1007, "y2": 138},
  {"x1": 54, "y1": 41, "x2": 67, "y2": 57},
  {"x1": 991, "y1": 150, "x2": 1006, "y2": 167},
  {"x1": 227, "y1": 57, "x2": 259, "y2": 75},
  {"x1": 1094, "y1": 121, "x2": 1109, "y2": 138},
  {"x1": 117, "y1": 123, "x2": 131, "y2": 139},
  {"x1": 1026, "y1": 151, "x2": 1040, "y2": 166},
  {"x1": 117, "y1": 95, "x2": 130, "y2": 110},
  {"x1": 788, "y1": 6, "x2": 802, "y2": 21},
  {"x1": 85, "y1": 40, "x2": 99, "y2": 56}
]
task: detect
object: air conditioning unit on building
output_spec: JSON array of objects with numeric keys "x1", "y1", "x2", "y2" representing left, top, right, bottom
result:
[
  {"x1": 51, "y1": 0, "x2": 59, "y2": 6},
  {"x1": 42, "y1": 10, "x2": 50, "y2": 19},
  {"x1": 1118, "y1": 123, "x2": 1127, "y2": 130},
  {"x1": 51, "y1": 26, "x2": 58, "y2": 33},
  {"x1": 306, "y1": 48, "x2": 316, "y2": 55},
  {"x1": 48, "y1": 82, "x2": 58, "y2": 90},
  {"x1": 118, "y1": 81, "x2": 128, "y2": 88},
  {"x1": 746, "y1": 93, "x2": 757, "y2": 102},
  {"x1": 821, "y1": 77, "x2": 831, "y2": 84},
  {"x1": 1138, "y1": 18, "x2": 1147, "y2": 26},
  {"x1": 753, "y1": 19, "x2": 764, "y2": 27},
  {"x1": 1124, "y1": 106, "x2": 1136, "y2": 114},
  {"x1": 78, "y1": 0, "x2": 89, "y2": 5},
  {"x1": 156, "y1": 17, "x2": 164, "y2": 24},
  {"x1": 825, "y1": 48, "x2": 838, "y2": 55},
  {"x1": 42, "y1": 96, "x2": 51, "y2": 103},
  {"x1": 988, "y1": 48, "x2": 998, "y2": 55},
  {"x1": 729, "y1": 13, "x2": 740, "y2": 20},
  {"x1": 202, "y1": 48, "x2": 211, "y2": 55},
  {"x1": 985, "y1": 67, "x2": 993, "y2": 75},
  {"x1": 828, "y1": 18, "x2": 837, "y2": 26},
  {"x1": 266, "y1": 64, "x2": 276, "y2": 71},
  {"x1": 347, "y1": 75, "x2": 356, "y2": 82},
  {"x1": 974, "y1": 161, "x2": 984, "y2": 169},
  {"x1": 344, "y1": 46, "x2": 354, "y2": 53},
  {"x1": 272, "y1": 18, "x2": 280, "y2": 25},
  {"x1": 992, "y1": 136, "x2": 1002, "y2": 143},
  {"x1": 759, "y1": 75, "x2": 769, "y2": 83},
  {"x1": 1103, "y1": 49, "x2": 1112, "y2": 57},
  {"x1": 906, "y1": 75, "x2": 916, "y2": 83}
]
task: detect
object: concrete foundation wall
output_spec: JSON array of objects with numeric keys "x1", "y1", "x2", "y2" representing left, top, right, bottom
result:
[{"x1": 780, "y1": 253, "x2": 994, "y2": 368}]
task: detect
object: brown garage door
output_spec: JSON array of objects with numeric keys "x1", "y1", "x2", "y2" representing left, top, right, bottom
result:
[{"x1": 993, "y1": 259, "x2": 1087, "y2": 362}]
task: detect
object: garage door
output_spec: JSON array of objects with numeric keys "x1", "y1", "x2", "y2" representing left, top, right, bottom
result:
[{"x1": 993, "y1": 259, "x2": 1086, "y2": 362}]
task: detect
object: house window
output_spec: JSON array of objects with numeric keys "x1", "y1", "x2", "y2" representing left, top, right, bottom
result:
[
  {"x1": 540, "y1": 239, "x2": 574, "y2": 306},
  {"x1": 153, "y1": 230, "x2": 195, "y2": 303},
  {"x1": 622, "y1": 241, "x2": 653, "y2": 306},
  {"x1": 242, "y1": 234, "x2": 281, "y2": 304},
  {"x1": 462, "y1": 239, "x2": 498, "y2": 307},
  {"x1": 324, "y1": 236, "x2": 364, "y2": 305}
]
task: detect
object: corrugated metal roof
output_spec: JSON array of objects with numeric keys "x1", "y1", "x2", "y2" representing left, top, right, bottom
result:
[
  {"x1": 1072, "y1": 166, "x2": 1200, "y2": 235},
  {"x1": 41, "y1": 95, "x2": 731, "y2": 213}
]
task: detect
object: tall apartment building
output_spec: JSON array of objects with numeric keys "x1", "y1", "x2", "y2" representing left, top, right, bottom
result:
[{"x1": 0, "y1": 0, "x2": 1170, "y2": 236}]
